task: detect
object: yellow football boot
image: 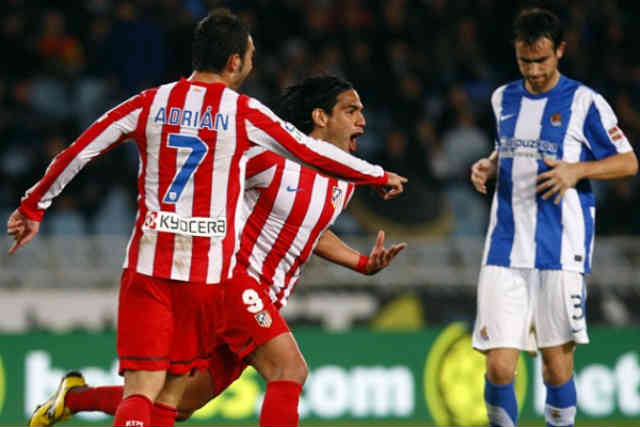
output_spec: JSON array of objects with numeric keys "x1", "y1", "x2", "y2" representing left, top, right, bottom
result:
[{"x1": 28, "y1": 371, "x2": 86, "y2": 426}]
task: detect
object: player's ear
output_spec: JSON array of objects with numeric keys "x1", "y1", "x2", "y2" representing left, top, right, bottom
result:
[
  {"x1": 555, "y1": 41, "x2": 566, "y2": 59},
  {"x1": 311, "y1": 108, "x2": 328, "y2": 128}
]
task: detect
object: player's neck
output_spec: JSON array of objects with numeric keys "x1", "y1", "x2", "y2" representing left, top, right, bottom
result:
[{"x1": 188, "y1": 71, "x2": 234, "y2": 88}]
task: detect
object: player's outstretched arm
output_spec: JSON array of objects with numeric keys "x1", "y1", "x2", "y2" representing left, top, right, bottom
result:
[
  {"x1": 6, "y1": 209, "x2": 40, "y2": 254},
  {"x1": 314, "y1": 229, "x2": 406, "y2": 275}
]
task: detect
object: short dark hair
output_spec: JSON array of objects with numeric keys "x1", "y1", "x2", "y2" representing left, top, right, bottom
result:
[
  {"x1": 192, "y1": 8, "x2": 250, "y2": 73},
  {"x1": 273, "y1": 76, "x2": 354, "y2": 134},
  {"x1": 513, "y1": 8, "x2": 564, "y2": 48}
]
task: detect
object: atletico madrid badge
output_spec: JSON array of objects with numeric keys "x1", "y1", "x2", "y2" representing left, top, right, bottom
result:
[{"x1": 255, "y1": 311, "x2": 272, "y2": 328}]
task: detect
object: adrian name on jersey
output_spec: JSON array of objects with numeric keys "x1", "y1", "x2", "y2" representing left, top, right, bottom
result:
[{"x1": 143, "y1": 210, "x2": 226, "y2": 238}]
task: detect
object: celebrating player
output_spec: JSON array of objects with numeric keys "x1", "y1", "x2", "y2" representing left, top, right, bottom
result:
[
  {"x1": 8, "y1": 8, "x2": 406, "y2": 427},
  {"x1": 27, "y1": 76, "x2": 406, "y2": 427},
  {"x1": 470, "y1": 8, "x2": 637, "y2": 427}
]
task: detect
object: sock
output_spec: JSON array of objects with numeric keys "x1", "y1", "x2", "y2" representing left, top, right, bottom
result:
[
  {"x1": 112, "y1": 394, "x2": 152, "y2": 427},
  {"x1": 66, "y1": 386, "x2": 123, "y2": 415},
  {"x1": 545, "y1": 377, "x2": 577, "y2": 427},
  {"x1": 259, "y1": 380, "x2": 303, "y2": 427},
  {"x1": 484, "y1": 377, "x2": 518, "y2": 427},
  {"x1": 151, "y1": 402, "x2": 177, "y2": 427}
]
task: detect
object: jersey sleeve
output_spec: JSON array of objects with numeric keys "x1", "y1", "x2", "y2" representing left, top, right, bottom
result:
[
  {"x1": 582, "y1": 93, "x2": 633, "y2": 160},
  {"x1": 19, "y1": 93, "x2": 146, "y2": 220},
  {"x1": 240, "y1": 96, "x2": 387, "y2": 185}
]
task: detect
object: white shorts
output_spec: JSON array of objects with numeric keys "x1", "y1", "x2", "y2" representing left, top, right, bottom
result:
[{"x1": 472, "y1": 265, "x2": 589, "y2": 353}]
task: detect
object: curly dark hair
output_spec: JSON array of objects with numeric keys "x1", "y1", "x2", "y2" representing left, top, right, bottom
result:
[{"x1": 273, "y1": 76, "x2": 354, "y2": 134}]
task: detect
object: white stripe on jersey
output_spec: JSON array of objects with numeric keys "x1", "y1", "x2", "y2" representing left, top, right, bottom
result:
[
  {"x1": 510, "y1": 97, "x2": 546, "y2": 267},
  {"x1": 135, "y1": 83, "x2": 175, "y2": 275}
]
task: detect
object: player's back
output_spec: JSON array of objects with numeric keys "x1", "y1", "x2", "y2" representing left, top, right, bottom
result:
[
  {"x1": 237, "y1": 147, "x2": 355, "y2": 308},
  {"x1": 124, "y1": 78, "x2": 248, "y2": 284},
  {"x1": 484, "y1": 75, "x2": 632, "y2": 273}
]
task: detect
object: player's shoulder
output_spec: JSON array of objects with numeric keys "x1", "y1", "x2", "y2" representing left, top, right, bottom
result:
[
  {"x1": 562, "y1": 76, "x2": 611, "y2": 112},
  {"x1": 490, "y1": 79, "x2": 522, "y2": 105}
]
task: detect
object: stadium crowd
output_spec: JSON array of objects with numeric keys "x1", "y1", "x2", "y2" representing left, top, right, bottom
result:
[{"x1": 2, "y1": 0, "x2": 640, "y2": 236}]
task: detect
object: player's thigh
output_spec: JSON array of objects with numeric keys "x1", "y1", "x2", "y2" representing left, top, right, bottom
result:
[
  {"x1": 535, "y1": 270, "x2": 589, "y2": 348},
  {"x1": 218, "y1": 270, "x2": 290, "y2": 360},
  {"x1": 472, "y1": 266, "x2": 532, "y2": 351},
  {"x1": 117, "y1": 269, "x2": 173, "y2": 373},
  {"x1": 177, "y1": 369, "x2": 217, "y2": 417}
]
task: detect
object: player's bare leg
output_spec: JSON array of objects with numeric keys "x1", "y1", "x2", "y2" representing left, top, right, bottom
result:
[
  {"x1": 113, "y1": 370, "x2": 166, "y2": 426},
  {"x1": 539, "y1": 342, "x2": 577, "y2": 427},
  {"x1": 484, "y1": 348, "x2": 520, "y2": 426},
  {"x1": 161, "y1": 369, "x2": 216, "y2": 421},
  {"x1": 247, "y1": 332, "x2": 308, "y2": 427}
]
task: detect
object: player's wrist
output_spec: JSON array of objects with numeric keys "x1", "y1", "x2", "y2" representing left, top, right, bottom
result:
[{"x1": 355, "y1": 254, "x2": 370, "y2": 275}]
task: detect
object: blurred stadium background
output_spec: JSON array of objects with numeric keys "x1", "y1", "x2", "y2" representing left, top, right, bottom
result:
[{"x1": 1, "y1": 0, "x2": 640, "y2": 425}]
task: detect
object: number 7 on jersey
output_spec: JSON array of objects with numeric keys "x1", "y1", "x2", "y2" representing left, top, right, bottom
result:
[{"x1": 163, "y1": 133, "x2": 208, "y2": 204}]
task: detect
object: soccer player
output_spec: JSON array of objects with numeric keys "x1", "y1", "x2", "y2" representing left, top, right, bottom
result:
[
  {"x1": 8, "y1": 8, "x2": 407, "y2": 427},
  {"x1": 470, "y1": 8, "x2": 637, "y2": 427},
  {"x1": 27, "y1": 76, "x2": 406, "y2": 427}
]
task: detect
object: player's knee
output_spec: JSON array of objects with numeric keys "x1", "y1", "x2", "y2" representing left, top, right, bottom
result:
[
  {"x1": 281, "y1": 356, "x2": 308, "y2": 384},
  {"x1": 486, "y1": 358, "x2": 516, "y2": 384},
  {"x1": 542, "y1": 360, "x2": 573, "y2": 385}
]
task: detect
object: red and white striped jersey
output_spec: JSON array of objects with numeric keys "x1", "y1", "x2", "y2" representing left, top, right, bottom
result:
[
  {"x1": 19, "y1": 78, "x2": 385, "y2": 283},
  {"x1": 237, "y1": 146, "x2": 356, "y2": 308}
]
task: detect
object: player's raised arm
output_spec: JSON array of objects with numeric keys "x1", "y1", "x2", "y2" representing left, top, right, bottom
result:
[
  {"x1": 314, "y1": 229, "x2": 406, "y2": 275},
  {"x1": 240, "y1": 96, "x2": 407, "y2": 192},
  {"x1": 8, "y1": 92, "x2": 145, "y2": 252}
]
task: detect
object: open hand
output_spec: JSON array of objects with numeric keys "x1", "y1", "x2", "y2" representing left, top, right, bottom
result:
[{"x1": 365, "y1": 230, "x2": 407, "y2": 275}]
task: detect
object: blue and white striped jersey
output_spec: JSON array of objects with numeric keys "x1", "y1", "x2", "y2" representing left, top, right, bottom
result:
[{"x1": 482, "y1": 75, "x2": 632, "y2": 273}]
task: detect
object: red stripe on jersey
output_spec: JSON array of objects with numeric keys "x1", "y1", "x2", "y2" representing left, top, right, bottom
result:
[
  {"x1": 189, "y1": 84, "x2": 224, "y2": 282},
  {"x1": 126, "y1": 89, "x2": 157, "y2": 270},
  {"x1": 153, "y1": 82, "x2": 190, "y2": 278},
  {"x1": 242, "y1": 96, "x2": 386, "y2": 185},
  {"x1": 236, "y1": 156, "x2": 286, "y2": 270},
  {"x1": 260, "y1": 168, "x2": 316, "y2": 286},
  {"x1": 20, "y1": 94, "x2": 145, "y2": 220},
  {"x1": 279, "y1": 177, "x2": 339, "y2": 306},
  {"x1": 220, "y1": 94, "x2": 251, "y2": 280},
  {"x1": 246, "y1": 150, "x2": 280, "y2": 179}
]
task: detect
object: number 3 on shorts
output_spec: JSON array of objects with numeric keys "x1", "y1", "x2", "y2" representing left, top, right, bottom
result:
[{"x1": 242, "y1": 289, "x2": 264, "y2": 313}]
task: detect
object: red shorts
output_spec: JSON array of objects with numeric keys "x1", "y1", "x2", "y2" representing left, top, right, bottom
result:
[
  {"x1": 117, "y1": 269, "x2": 218, "y2": 375},
  {"x1": 217, "y1": 269, "x2": 289, "y2": 359},
  {"x1": 206, "y1": 344, "x2": 247, "y2": 397}
]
